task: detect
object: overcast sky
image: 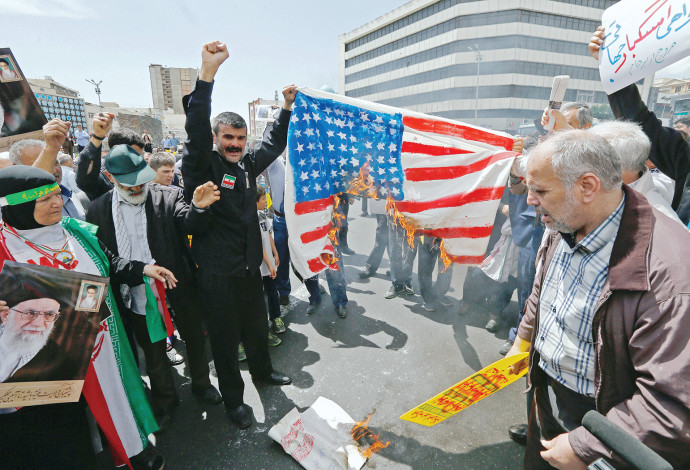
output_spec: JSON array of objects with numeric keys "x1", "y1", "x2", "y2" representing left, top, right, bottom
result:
[{"x1": 3, "y1": 0, "x2": 690, "y2": 121}]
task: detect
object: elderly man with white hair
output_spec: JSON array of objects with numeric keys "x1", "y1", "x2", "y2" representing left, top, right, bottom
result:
[
  {"x1": 589, "y1": 121, "x2": 682, "y2": 225},
  {"x1": 506, "y1": 130, "x2": 690, "y2": 469}
]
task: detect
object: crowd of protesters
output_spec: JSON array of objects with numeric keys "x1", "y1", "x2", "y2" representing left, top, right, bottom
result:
[{"x1": 0, "y1": 25, "x2": 689, "y2": 470}]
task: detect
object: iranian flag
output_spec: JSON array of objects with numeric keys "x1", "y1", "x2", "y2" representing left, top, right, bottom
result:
[
  {"x1": 144, "y1": 276, "x2": 174, "y2": 343},
  {"x1": 60, "y1": 219, "x2": 161, "y2": 469},
  {"x1": 83, "y1": 307, "x2": 159, "y2": 468}
]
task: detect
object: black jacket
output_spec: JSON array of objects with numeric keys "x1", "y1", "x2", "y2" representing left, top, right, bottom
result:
[
  {"x1": 75, "y1": 141, "x2": 114, "y2": 201},
  {"x1": 608, "y1": 84, "x2": 690, "y2": 225},
  {"x1": 85, "y1": 184, "x2": 208, "y2": 292},
  {"x1": 181, "y1": 79, "x2": 290, "y2": 275}
]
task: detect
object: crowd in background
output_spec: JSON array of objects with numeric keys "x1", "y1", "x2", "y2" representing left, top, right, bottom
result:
[{"x1": 0, "y1": 26, "x2": 689, "y2": 470}]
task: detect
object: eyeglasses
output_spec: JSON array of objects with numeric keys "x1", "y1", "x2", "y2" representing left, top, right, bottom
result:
[{"x1": 11, "y1": 308, "x2": 61, "y2": 322}]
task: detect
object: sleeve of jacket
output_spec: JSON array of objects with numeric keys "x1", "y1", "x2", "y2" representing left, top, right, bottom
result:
[
  {"x1": 171, "y1": 187, "x2": 212, "y2": 235},
  {"x1": 569, "y1": 293, "x2": 690, "y2": 468},
  {"x1": 76, "y1": 142, "x2": 113, "y2": 201},
  {"x1": 100, "y1": 241, "x2": 146, "y2": 287},
  {"x1": 181, "y1": 80, "x2": 215, "y2": 203},
  {"x1": 608, "y1": 84, "x2": 690, "y2": 188},
  {"x1": 252, "y1": 108, "x2": 292, "y2": 175}
]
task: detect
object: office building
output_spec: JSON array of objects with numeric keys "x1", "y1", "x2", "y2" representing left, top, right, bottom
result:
[
  {"x1": 339, "y1": 0, "x2": 654, "y2": 132},
  {"x1": 149, "y1": 65, "x2": 197, "y2": 114}
]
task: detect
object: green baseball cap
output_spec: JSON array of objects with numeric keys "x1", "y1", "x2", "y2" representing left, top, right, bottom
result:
[{"x1": 105, "y1": 145, "x2": 156, "y2": 187}]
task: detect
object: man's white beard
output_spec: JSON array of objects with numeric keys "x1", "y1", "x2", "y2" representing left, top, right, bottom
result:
[
  {"x1": 115, "y1": 182, "x2": 149, "y2": 205},
  {"x1": 0, "y1": 321, "x2": 54, "y2": 357}
]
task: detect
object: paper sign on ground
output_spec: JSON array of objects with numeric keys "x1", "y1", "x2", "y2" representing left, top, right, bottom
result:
[
  {"x1": 400, "y1": 352, "x2": 529, "y2": 427},
  {"x1": 600, "y1": 0, "x2": 690, "y2": 94},
  {"x1": 269, "y1": 396, "x2": 367, "y2": 470}
]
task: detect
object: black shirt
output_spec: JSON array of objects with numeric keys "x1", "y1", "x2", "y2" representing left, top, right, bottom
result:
[{"x1": 181, "y1": 79, "x2": 290, "y2": 275}]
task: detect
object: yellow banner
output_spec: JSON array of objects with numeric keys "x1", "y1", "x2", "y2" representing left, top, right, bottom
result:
[{"x1": 400, "y1": 352, "x2": 529, "y2": 426}]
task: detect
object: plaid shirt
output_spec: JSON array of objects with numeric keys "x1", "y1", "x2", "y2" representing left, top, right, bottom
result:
[{"x1": 534, "y1": 197, "x2": 625, "y2": 397}]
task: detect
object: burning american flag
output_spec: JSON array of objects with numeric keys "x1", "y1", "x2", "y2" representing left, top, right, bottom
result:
[{"x1": 284, "y1": 88, "x2": 518, "y2": 279}]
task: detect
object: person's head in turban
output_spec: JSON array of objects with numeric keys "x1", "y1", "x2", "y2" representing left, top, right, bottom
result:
[{"x1": 0, "y1": 166, "x2": 62, "y2": 230}]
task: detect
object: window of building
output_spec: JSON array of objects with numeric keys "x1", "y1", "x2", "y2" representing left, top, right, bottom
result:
[
  {"x1": 345, "y1": 9, "x2": 600, "y2": 68},
  {"x1": 576, "y1": 91, "x2": 595, "y2": 103},
  {"x1": 346, "y1": 60, "x2": 600, "y2": 98}
]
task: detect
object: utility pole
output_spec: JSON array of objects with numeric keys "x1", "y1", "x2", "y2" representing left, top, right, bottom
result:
[
  {"x1": 86, "y1": 79, "x2": 103, "y2": 108},
  {"x1": 467, "y1": 45, "x2": 482, "y2": 123}
]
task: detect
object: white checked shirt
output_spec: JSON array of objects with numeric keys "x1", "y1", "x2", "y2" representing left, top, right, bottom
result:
[{"x1": 534, "y1": 196, "x2": 625, "y2": 397}]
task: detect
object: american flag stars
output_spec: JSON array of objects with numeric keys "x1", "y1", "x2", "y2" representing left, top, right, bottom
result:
[{"x1": 288, "y1": 92, "x2": 405, "y2": 203}]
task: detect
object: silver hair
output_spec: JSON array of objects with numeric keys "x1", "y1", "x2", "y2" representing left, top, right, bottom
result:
[
  {"x1": 535, "y1": 130, "x2": 622, "y2": 191},
  {"x1": 58, "y1": 153, "x2": 73, "y2": 165},
  {"x1": 560, "y1": 101, "x2": 593, "y2": 128},
  {"x1": 8, "y1": 139, "x2": 45, "y2": 165},
  {"x1": 589, "y1": 121, "x2": 650, "y2": 173}
]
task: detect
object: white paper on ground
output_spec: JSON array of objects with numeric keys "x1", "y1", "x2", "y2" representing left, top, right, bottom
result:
[{"x1": 268, "y1": 396, "x2": 368, "y2": 470}]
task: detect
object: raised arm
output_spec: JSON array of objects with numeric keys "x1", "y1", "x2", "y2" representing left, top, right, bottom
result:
[
  {"x1": 589, "y1": 27, "x2": 690, "y2": 195},
  {"x1": 181, "y1": 41, "x2": 228, "y2": 201},
  {"x1": 75, "y1": 113, "x2": 115, "y2": 200},
  {"x1": 252, "y1": 85, "x2": 296, "y2": 175},
  {"x1": 33, "y1": 119, "x2": 70, "y2": 174}
]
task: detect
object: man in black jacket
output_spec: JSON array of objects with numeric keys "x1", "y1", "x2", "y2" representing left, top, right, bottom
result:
[
  {"x1": 86, "y1": 145, "x2": 222, "y2": 426},
  {"x1": 75, "y1": 113, "x2": 145, "y2": 201},
  {"x1": 589, "y1": 27, "x2": 690, "y2": 226},
  {"x1": 181, "y1": 41, "x2": 296, "y2": 429}
]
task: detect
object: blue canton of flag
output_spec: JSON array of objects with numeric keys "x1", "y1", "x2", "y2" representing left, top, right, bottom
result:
[{"x1": 288, "y1": 92, "x2": 405, "y2": 203}]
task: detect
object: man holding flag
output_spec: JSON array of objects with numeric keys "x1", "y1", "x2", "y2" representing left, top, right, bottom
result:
[
  {"x1": 181, "y1": 41, "x2": 295, "y2": 429},
  {"x1": 86, "y1": 144, "x2": 223, "y2": 430}
]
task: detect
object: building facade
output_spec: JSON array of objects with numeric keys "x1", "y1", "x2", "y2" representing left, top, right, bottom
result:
[
  {"x1": 149, "y1": 65, "x2": 197, "y2": 114},
  {"x1": 339, "y1": 0, "x2": 654, "y2": 132},
  {"x1": 83, "y1": 102, "x2": 164, "y2": 149},
  {"x1": 28, "y1": 77, "x2": 87, "y2": 130}
]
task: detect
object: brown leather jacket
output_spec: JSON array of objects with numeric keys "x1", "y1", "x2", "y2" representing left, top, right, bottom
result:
[{"x1": 517, "y1": 185, "x2": 690, "y2": 468}]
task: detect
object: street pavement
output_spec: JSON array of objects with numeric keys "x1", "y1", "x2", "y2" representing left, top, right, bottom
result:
[{"x1": 103, "y1": 204, "x2": 529, "y2": 469}]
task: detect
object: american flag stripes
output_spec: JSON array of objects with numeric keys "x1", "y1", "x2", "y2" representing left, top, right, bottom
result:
[{"x1": 285, "y1": 88, "x2": 517, "y2": 279}]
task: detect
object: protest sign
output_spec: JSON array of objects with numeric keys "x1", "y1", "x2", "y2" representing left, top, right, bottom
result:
[
  {"x1": 599, "y1": 0, "x2": 690, "y2": 94},
  {"x1": 400, "y1": 352, "x2": 529, "y2": 426},
  {"x1": 0, "y1": 48, "x2": 47, "y2": 152},
  {"x1": 0, "y1": 261, "x2": 108, "y2": 408}
]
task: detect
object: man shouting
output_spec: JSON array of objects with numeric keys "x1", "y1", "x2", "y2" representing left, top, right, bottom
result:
[{"x1": 181, "y1": 41, "x2": 296, "y2": 429}]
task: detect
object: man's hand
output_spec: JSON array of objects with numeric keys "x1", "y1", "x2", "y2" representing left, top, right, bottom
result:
[
  {"x1": 0, "y1": 300, "x2": 7, "y2": 315},
  {"x1": 269, "y1": 265, "x2": 277, "y2": 279},
  {"x1": 588, "y1": 26, "x2": 605, "y2": 61},
  {"x1": 273, "y1": 254, "x2": 280, "y2": 268},
  {"x1": 512, "y1": 136, "x2": 524, "y2": 154},
  {"x1": 507, "y1": 335, "x2": 530, "y2": 375},
  {"x1": 92, "y1": 112, "x2": 114, "y2": 142},
  {"x1": 541, "y1": 108, "x2": 572, "y2": 132},
  {"x1": 541, "y1": 434, "x2": 587, "y2": 470},
  {"x1": 510, "y1": 155, "x2": 529, "y2": 179},
  {"x1": 282, "y1": 85, "x2": 298, "y2": 110},
  {"x1": 144, "y1": 265, "x2": 178, "y2": 289},
  {"x1": 43, "y1": 119, "x2": 71, "y2": 154},
  {"x1": 192, "y1": 181, "x2": 220, "y2": 208},
  {"x1": 199, "y1": 41, "x2": 229, "y2": 82}
]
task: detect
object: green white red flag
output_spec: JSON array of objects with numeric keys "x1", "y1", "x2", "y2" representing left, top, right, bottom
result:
[{"x1": 144, "y1": 276, "x2": 174, "y2": 343}]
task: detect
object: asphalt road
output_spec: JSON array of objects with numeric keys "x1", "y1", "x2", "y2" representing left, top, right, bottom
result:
[{"x1": 103, "y1": 204, "x2": 529, "y2": 470}]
